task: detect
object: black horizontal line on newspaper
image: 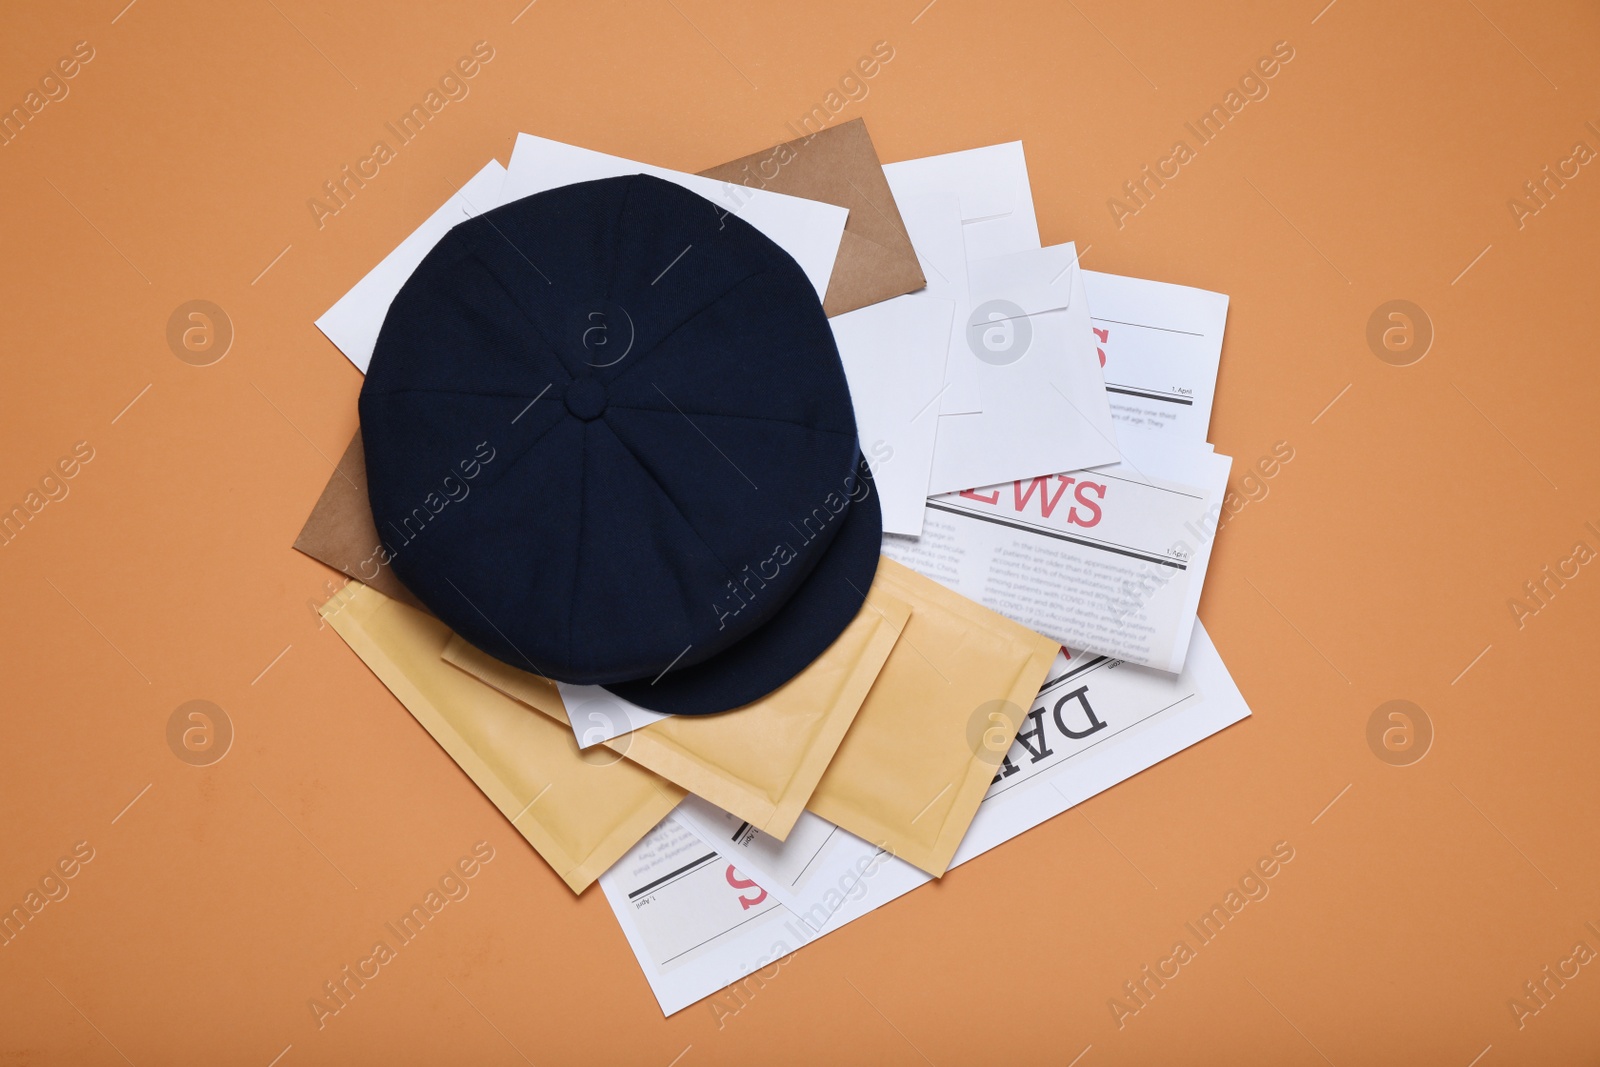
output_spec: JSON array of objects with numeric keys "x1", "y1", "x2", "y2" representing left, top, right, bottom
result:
[
  {"x1": 1092, "y1": 471, "x2": 1204, "y2": 500},
  {"x1": 1105, "y1": 383, "x2": 1193, "y2": 407},
  {"x1": 629, "y1": 851, "x2": 718, "y2": 900},
  {"x1": 986, "y1": 691, "x2": 1200, "y2": 802},
  {"x1": 1090, "y1": 316, "x2": 1205, "y2": 338},
  {"x1": 790, "y1": 825, "x2": 841, "y2": 887},
  {"x1": 1039, "y1": 654, "x2": 1114, "y2": 691},
  {"x1": 925, "y1": 503, "x2": 1187, "y2": 570},
  {"x1": 660, "y1": 906, "x2": 779, "y2": 966}
]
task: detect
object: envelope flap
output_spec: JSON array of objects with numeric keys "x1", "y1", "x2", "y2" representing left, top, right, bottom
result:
[
  {"x1": 823, "y1": 227, "x2": 924, "y2": 317},
  {"x1": 697, "y1": 118, "x2": 925, "y2": 316},
  {"x1": 293, "y1": 431, "x2": 426, "y2": 610}
]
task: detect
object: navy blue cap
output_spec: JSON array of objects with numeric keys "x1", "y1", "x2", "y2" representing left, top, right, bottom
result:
[
  {"x1": 606, "y1": 456, "x2": 882, "y2": 714},
  {"x1": 359, "y1": 174, "x2": 880, "y2": 714}
]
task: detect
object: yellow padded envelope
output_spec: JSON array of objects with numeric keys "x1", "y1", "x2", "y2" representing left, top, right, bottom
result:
[
  {"x1": 443, "y1": 590, "x2": 909, "y2": 840},
  {"x1": 321, "y1": 582, "x2": 684, "y2": 894},
  {"x1": 440, "y1": 636, "x2": 568, "y2": 723},
  {"x1": 805, "y1": 558, "x2": 1061, "y2": 878}
]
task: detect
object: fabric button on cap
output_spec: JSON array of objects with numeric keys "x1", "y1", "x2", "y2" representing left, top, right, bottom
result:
[
  {"x1": 358, "y1": 174, "x2": 882, "y2": 714},
  {"x1": 564, "y1": 377, "x2": 607, "y2": 420}
]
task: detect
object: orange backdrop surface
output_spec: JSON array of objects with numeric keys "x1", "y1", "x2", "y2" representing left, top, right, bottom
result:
[{"x1": 3, "y1": 1, "x2": 1599, "y2": 1064}]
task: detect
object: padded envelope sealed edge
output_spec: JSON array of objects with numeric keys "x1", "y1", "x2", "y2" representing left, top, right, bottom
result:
[
  {"x1": 322, "y1": 582, "x2": 684, "y2": 893},
  {"x1": 805, "y1": 558, "x2": 1061, "y2": 876},
  {"x1": 443, "y1": 587, "x2": 910, "y2": 841}
]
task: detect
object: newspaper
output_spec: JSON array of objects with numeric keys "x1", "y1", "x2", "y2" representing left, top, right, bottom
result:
[
  {"x1": 603, "y1": 622, "x2": 1250, "y2": 1015},
  {"x1": 1082, "y1": 270, "x2": 1229, "y2": 447},
  {"x1": 884, "y1": 443, "x2": 1230, "y2": 673}
]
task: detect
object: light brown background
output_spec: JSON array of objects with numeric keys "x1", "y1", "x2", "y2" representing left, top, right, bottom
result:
[{"x1": 3, "y1": 1, "x2": 1598, "y2": 1063}]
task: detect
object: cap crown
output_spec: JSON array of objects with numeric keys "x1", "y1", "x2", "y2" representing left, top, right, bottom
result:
[{"x1": 360, "y1": 175, "x2": 860, "y2": 685}]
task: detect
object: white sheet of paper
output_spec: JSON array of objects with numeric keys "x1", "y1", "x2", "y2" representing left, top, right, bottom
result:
[
  {"x1": 609, "y1": 622, "x2": 1250, "y2": 1015},
  {"x1": 503, "y1": 134, "x2": 847, "y2": 301},
  {"x1": 925, "y1": 243, "x2": 1122, "y2": 495},
  {"x1": 888, "y1": 440, "x2": 1230, "y2": 674},
  {"x1": 555, "y1": 682, "x2": 667, "y2": 747},
  {"x1": 884, "y1": 143, "x2": 1041, "y2": 414},
  {"x1": 315, "y1": 160, "x2": 510, "y2": 373},
  {"x1": 882, "y1": 140, "x2": 1040, "y2": 263},
  {"x1": 831, "y1": 295, "x2": 954, "y2": 537},
  {"x1": 1083, "y1": 271, "x2": 1229, "y2": 447}
]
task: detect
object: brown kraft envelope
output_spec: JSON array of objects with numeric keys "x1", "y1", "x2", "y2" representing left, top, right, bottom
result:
[
  {"x1": 698, "y1": 117, "x2": 925, "y2": 317},
  {"x1": 805, "y1": 558, "x2": 1062, "y2": 879},
  {"x1": 444, "y1": 587, "x2": 910, "y2": 841},
  {"x1": 293, "y1": 433, "x2": 422, "y2": 609},
  {"x1": 321, "y1": 582, "x2": 683, "y2": 894}
]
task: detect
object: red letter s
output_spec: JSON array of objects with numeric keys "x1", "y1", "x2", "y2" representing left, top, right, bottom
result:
[
  {"x1": 1069, "y1": 481, "x2": 1106, "y2": 527},
  {"x1": 726, "y1": 866, "x2": 768, "y2": 910}
]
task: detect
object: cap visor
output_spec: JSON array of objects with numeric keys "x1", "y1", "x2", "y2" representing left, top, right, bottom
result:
[{"x1": 603, "y1": 468, "x2": 884, "y2": 714}]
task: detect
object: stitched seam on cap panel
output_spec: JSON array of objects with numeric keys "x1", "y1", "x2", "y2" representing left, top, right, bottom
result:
[
  {"x1": 454, "y1": 224, "x2": 579, "y2": 384},
  {"x1": 603, "y1": 175, "x2": 636, "y2": 304},
  {"x1": 603, "y1": 268, "x2": 769, "y2": 391},
  {"x1": 608, "y1": 407, "x2": 865, "y2": 535},
  {"x1": 606, "y1": 405, "x2": 860, "y2": 438},
  {"x1": 566, "y1": 421, "x2": 589, "y2": 671},
  {"x1": 440, "y1": 398, "x2": 568, "y2": 498},
  {"x1": 364, "y1": 390, "x2": 566, "y2": 488},
  {"x1": 593, "y1": 419, "x2": 742, "y2": 584},
  {"x1": 371, "y1": 414, "x2": 571, "y2": 625},
  {"x1": 602, "y1": 493, "x2": 877, "y2": 711},
  {"x1": 603, "y1": 409, "x2": 865, "y2": 574}
]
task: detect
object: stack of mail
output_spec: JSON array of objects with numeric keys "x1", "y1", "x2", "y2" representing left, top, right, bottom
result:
[{"x1": 298, "y1": 120, "x2": 1255, "y2": 1018}]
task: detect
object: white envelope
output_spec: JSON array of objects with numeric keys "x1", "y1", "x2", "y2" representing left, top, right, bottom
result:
[
  {"x1": 884, "y1": 141, "x2": 1042, "y2": 414},
  {"x1": 503, "y1": 133, "x2": 847, "y2": 301},
  {"x1": 555, "y1": 681, "x2": 667, "y2": 748},
  {"x1": 883, "y1": 140, "x2": 1040, "y2": 262},
  {"x1": 925, "y1": 243, "x2": 1121, "y2": 495},
  {"x1": 831, "y1": 294, "x2": 954, "y2": 537},
  {"x1": 315, "y1": 160, "x2": 509, "y2": 373},
  {"x1": 891, "y1": 191, "x2": 978, "y2": 414}
]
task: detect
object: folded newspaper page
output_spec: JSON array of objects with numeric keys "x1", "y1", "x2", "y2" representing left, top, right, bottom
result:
[
  {"x1": 885, "y1": 443, "x2": 1230, "y2": 673},
  {"x1": 1082, "y1": 270, "x2": 1228, "y2": 448}
]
